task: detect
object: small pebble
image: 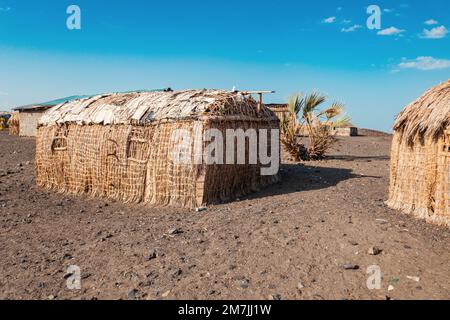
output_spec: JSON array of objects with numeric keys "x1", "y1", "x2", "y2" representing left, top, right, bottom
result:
[
  {"x1": 169, "y1": 268, "x2": 182, "y2": 278},
  {"x1": 368, "y1": 247, "x2": 382, "y2": 256},
  {"x1": 128, "y1": 289, "x2": 138, "y2": 300},
  {"x1": 406, "y1": 276, "x2": 420, "y2": 282},
  {"x1": 239, "y1": 279, "x2": 250, "y2": 289},
  {"x1": 168, "y1": 227, "x2": 182, "y2": 235},
  {"x1": 343, "y1": 263, "x2": 360, "y2": 270},
  {"x1": 161, "y1": 290, "x2": 171, "y2": 298},
  {"x1": 148, "y1": 249, "x2": 157, "y2": 260}
]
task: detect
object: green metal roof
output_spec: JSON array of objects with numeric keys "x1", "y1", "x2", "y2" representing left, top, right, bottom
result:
[{"x1": 13, "y1": 88, "x2": 171, "y2": 111}]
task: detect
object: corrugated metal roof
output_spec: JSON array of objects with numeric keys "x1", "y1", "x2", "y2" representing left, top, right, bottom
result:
[
  {"x1": 13, "y1": 89, "x2": 171, "y2": 112},
  {"x1": 13, "y1": 95, "x2": 92, "y2": 111}
]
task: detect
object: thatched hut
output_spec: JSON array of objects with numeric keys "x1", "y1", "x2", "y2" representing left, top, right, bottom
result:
[
  {"x1": 36, "y1": 90, "x2": 280, "y2": 208},
  {"x1": 387, "y1": 80, "x2": 450, "y2": 227},
  {"x1": 266, "y1": 103, "x2": 289, "y2": 121},
  {"x1": 8, "y1": 113, "x2": 19, "y2": 135}
]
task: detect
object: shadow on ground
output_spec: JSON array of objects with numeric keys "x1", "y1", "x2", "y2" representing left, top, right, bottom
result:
[
  {"x1": 249, "y1": 163, "x2": 382, "y2": 200},
  {"x1": 327, "y1": 155, "x2": 390, "y2": 162}
]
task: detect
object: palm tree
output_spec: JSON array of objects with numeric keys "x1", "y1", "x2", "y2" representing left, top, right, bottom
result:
[{"x1": 281, "y1": 92, "x2": 351, "y2": 160}]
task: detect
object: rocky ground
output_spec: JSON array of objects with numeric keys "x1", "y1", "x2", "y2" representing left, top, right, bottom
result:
[{"x1": 0, "y1": 131, "x2": 449, "y2": 300}]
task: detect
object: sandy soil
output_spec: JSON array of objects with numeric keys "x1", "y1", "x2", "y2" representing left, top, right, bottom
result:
[{"x1": 0, "y1": 131, "x2": 449, "y2": 300}]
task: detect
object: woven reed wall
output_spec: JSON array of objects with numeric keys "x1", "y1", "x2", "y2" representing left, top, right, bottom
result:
[
  {"x1": 386, "y1": 130, "x2": 450, "y2": 227},
  {"x1": 202, "y1": 119, "x2": 280, "y2": 204},
  {"x1": 36, "y1": 119, "x2": 279, "y2": 208},
  {"x1": 9, "y1": 124, "x2": 19, "y2": 136},
  {"x1": 8, "y1": 115, "x2": 19, "y2": 136}
]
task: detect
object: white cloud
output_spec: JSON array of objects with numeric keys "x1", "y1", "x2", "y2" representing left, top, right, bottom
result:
[
  {"x1": 323, "y1": 16, "x2": 336, "y2": 24},
  {"x1": 377, "y1": 26, "x2": 405, "y2": 36},
  {"x1": 420, "y1": 25, "x2": 448, "y2": 39},
  {"x1": 384, "y1": 8, "x2": 393, "y2": 13},
  {"x1": 341, "y1": 25, "x2": 362, "y2": 33},
  {"x1": 398, "y1": 56, "x2": 450, "y2": 71},
  {"x1": 425, "y1": 19, "x2": 438, "y2": 25},
  {"x1": 342, "y1": 19, "x2": 352, "y2": 24}
]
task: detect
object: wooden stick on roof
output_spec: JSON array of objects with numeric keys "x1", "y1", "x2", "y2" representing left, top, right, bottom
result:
[
  {"x1": 240, "y1": 90, "x2": 275, "y2": 95},
  {"x1": 240, "y1": 91, "x2": 275, "y2": 113}
]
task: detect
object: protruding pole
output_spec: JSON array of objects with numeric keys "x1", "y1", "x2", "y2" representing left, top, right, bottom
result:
[
  {"x1": 240, "y1": 90, "x2": 275, "y2": 113},
  {"x1": 258, "y1": 93, "x2": 262, "y2": 113}
]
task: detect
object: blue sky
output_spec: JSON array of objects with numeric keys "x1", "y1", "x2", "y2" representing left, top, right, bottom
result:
[{"x1": 0, "y1": 0, "x2": 449, "y2": 132}]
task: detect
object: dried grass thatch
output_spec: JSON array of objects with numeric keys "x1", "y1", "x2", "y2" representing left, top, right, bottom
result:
[
  {"x1": 8, "y1": 113, "x2": 19, "y2": 136},
  {"x1": 387, "y1": 80, "x2": 450, "y2": 227},
  {"x1": 39, "y1": 90, "x2": 275, "y2": 126},
  {"x1": 393, "y1": 79, "x2": 450, "y2": 145},
  {"x1": 36, "y1": 90, "x2": 280, "y2": 208}
]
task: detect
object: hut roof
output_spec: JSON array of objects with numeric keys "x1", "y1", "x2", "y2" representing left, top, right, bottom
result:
[
  {"x1": 13, "y1": 95, "x2": 93, "y2": 112},
  {"x1": 38, "y1": 90, "x2": 276, "y2": 126},
  {"x1": 265, "y1": 104, "x2": 288, "y2": 112},
  {"x1": 393, "y1": 79, "x2": 450, "y2": 144},
  {"x1": 14, "y1": 89, "x2": 170, "y2": 112}
]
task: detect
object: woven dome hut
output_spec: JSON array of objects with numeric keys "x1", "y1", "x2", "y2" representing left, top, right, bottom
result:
[
  {"x1": 35, "y1": 90, "x2": 280, "y2": 208},
  {"x1": 8, "y1": 113, "x2": 19, "y2": 136},
  {"x1": 387, "y1": 80, "x2": 450, "y2": 227}
]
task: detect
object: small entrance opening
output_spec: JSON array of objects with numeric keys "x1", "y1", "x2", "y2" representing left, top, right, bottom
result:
[
  {"x1": 126, "y1": 128, "x2": 150, "y2": 164},
  {"x1": 51, "y1": 125, "x2": 68, "y2": 151}
]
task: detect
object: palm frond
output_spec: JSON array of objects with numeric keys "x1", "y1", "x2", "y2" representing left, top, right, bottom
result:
[
  {"x1": 319, "y1": 102, "x2": 345, "y2": 120},
  {"x1": 302, "y1": 92, "x2": 326, "y2": 117},
  {"x1": 282, "y1": 90, "x2": 351, "y2": 161},
  {"x1": 332, "y1": 116, "x2": 352, "y2": 129},
  {"x1": 287, "y1": 93, "x2": 303, "y2": 115}
]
